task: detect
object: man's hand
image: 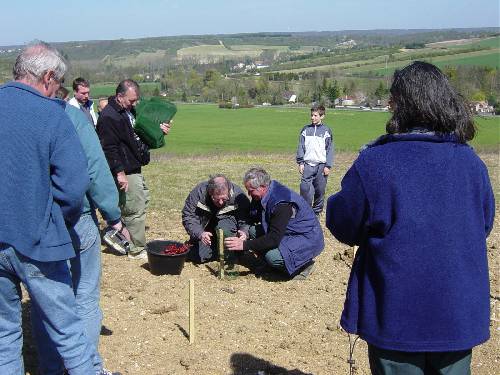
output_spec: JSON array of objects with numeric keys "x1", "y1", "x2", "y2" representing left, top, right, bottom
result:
[
  {"x1": 116, "y1": 171, "x2": 128, "y2": 192},
  {"x1": 160, "y1": 120, "x2": 172, "y2": 135},
  {"x1": 111, "y1": 221, "x2": 131, "y2": 241},
  {"x1": 237, "y1": 230, "x2": 248, "y2": 241},
  {"x1": 298, "y1": 164, "x2": 304, "y2": 174},
  {"x1": 224, "y1": 236, "x2": 244, "y2": 251},
  {"x1": 200, "y1": 231, "x2": 213, "y2": 246},
  {"x1": 323, "y1": 167, "x2": 330, "y2": 176},
  {"x1": 120, "y1": 226, "x2": 131, "y2": 241}
]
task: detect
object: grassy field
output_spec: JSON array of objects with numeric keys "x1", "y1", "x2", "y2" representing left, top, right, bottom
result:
[
  {"x1": 89, "y1": 82, "x2": 161, "y2": 98},
  {"x1": 342, "y1": 49, "x2": 500, "y2": 77},
  {"x1": 153, "y1": 104, "x2": 499, "y2": 156},
  {"x1": 229, "y1": 44, "x2": 319, "y2": 53},
  {"x1": 428, "y1": 36, "x2": 500, "y2": 49},
  {"x1": 432, "y1": 51, "x2": 500, "y2": 68},
  {"x1": 450, "y1": 36, "x2": 500, "y2": 49},
  {"x1": 177, "y1": 44, "x2": 313, "y2": 60},
  {"x1": 178, "y1": 44, "x2": 262, "y2": 59},
  {"x1": 273, "y1": 38, "x2": 500, "y2": 75}
]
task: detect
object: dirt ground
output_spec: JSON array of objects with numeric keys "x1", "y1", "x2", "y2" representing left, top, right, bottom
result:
[{"x1": 22, "y1": 152, "x2": 499, "y2": 375}]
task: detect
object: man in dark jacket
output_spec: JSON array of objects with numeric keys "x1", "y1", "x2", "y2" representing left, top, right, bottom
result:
[
  {"x1": 96, "y1": 79, "x2": 170, "y2": 259},
  {"x1": 225, "y1": 167, "x2": 324, "y2": 280},
  {"x1": 182, "y1": 175, "x2": 250, "y2": 263}
]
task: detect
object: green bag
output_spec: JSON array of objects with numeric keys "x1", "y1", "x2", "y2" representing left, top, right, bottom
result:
[{"x1": 134, "y1": 98, "x2": 177, "y2": 149}]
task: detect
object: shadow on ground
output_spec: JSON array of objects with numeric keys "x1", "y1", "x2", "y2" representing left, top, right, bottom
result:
[{"x1": 230, "y1": 352, "x2": 312, "y2": 375}]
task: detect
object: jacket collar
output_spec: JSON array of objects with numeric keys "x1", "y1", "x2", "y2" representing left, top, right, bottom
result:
[
  {"x1": 1, "y1": 81, "x2": 66, "y2": 109},
  {"x1": 260, "y1": 181, "x2": 275, "y2": 211},
  {"x1": 108, "y1": 95, "x2": 136, "y2": 117},
  {"x1": 108, "y1": 95, "x2": 125, "y2": 113},
  {"x1": 362, "y1": 129, "x2": 461, "y2": 151}
]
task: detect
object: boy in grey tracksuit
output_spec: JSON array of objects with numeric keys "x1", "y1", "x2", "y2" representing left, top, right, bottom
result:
[{"x1": 296, "y1": 104, "x2": 334, "y2": 215}]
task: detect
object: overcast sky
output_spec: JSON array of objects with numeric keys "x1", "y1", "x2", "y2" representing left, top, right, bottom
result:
[{"x1": 1, "y1": 0, "x2": 498, "y2": 46}]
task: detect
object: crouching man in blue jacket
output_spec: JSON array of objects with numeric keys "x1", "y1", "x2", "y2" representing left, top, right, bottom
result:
[{"x1": 225, "y1": 167, "x2": 324, "y2": 280}]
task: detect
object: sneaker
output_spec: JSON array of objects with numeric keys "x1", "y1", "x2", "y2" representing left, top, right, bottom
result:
[
  {"x1": 127, "y1": 250, "x2": 147, "y2": 260},
  {"x1": 292, "y1": 261, "x2": 315, "y2": 280},
  {"x1": 97, "y1": 369, "x2": 122, "y2": 375}
]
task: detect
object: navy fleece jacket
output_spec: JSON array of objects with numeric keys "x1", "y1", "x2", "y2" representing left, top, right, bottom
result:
[{"x1": 326, "y1": 132, "x2": 495, "y2": 352}]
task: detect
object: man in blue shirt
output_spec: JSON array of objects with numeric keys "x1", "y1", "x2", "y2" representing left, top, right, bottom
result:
[{"x1": 225, "y1": 168, "x2": 324, "y2": 280}]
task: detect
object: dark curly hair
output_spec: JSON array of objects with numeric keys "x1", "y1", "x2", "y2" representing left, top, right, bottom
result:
[{"x1": 386, "y1": 61, "x2": 475, "y2": 142}]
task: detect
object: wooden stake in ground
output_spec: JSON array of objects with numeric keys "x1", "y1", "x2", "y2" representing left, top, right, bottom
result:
[
  {"x1": 218, "y1": 228, "x2": 224, "y2": 279},
  {"x1": 189, "y1": 279, "x2": 195, "y2": 344}
]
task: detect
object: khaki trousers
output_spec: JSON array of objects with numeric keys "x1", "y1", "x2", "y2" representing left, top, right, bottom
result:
[{"x1": 119, "y1": 173, "x2": 150, "y2": 254}]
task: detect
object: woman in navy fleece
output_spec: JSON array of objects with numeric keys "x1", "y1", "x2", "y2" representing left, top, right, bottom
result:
[{"x1": 326, "y1": 61, "x2": 495, "y2": 375}]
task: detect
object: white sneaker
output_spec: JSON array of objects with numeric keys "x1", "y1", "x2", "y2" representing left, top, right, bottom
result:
[
  {"x1": 127, "y1": 250, "x2": 147, "y2": 260},
  {"x1": 97, "y1": 369, "x2": 122, "y2": 375}
]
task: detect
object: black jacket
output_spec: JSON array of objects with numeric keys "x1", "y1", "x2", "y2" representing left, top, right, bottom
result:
[
  {"x1": 96, "y1": 96, "x2": 147, "y2": 175},
  {"x1": 182, "y1": 181, "x2": 250, "y2": 240}
]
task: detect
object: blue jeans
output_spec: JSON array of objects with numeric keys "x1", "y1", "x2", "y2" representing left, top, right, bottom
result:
[
  {"x1": 248, "y1": 225, "x2": 286, "y2": 272},
  {"x1": 0, "y1": 245, "x2": 94, "y2": 375},
  {"x1": 32, "y1": 213, "x2": 103, "y2": 374},
  {"x1": 300, "y1": 163, "x2": 328, "y2": 214},
  {"x1": 368, "y1": 345, "x2": 472, "y2": 375}
]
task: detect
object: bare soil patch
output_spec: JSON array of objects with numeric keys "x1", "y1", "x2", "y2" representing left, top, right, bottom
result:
[{"x1": 22, "y1": 152, "x2": 499, "y2": 374}]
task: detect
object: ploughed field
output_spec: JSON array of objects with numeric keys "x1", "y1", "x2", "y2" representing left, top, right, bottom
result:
[{"x1": 21, "y1": 151, "x2": 499, "y2": 375}]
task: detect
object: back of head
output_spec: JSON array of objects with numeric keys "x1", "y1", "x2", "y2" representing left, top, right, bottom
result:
[
  {"x1": 387, "y1": 61, "x2": 475, "y2": 142},
  {"x1": 56, "y1": 86, "x2": 69, "y2": 101},
  {"x1": 13, "y1": 41, "x2": 67, "y2": 84},
  {"x1": 98, "y1": 97, "x2": 108, "y2": 111},
  {"x1": 243, "y1": 167, "x2": 271, "y2": 188}
]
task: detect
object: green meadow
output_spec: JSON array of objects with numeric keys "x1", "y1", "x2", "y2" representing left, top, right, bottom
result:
[
  {"x1": 153, "y1": 104, "x2": 499, "y2": 156},
  {"x1": 89, "y1": 82, "x2": 161, "y2": 98},
  {"x1": 432, "y1": 51, "x2": 500, "y2": 69}
]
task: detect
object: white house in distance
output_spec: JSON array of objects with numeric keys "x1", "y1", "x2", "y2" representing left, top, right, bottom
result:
[
  {"x1": 470, "y1": 101, "x2": 494, "y2": 114},
  {"x1": 339, "y1": 95, "x2": 355, "y2": 106}
]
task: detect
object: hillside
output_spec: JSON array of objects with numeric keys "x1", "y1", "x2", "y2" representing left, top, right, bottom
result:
[
  {"x1": 0, "y1": 28, "x2": 498, "y2": 83},
  {"x1": 1, "y1": 28, "x2": 498, "y2": 112}
]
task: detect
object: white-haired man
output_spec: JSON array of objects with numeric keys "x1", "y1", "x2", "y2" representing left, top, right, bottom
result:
[{"x1": 0, "y1": 42, "x2": 94, "y2": 374}]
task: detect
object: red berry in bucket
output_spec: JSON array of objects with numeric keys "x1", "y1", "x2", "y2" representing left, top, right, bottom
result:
[{"x1": 162, "y1": 242, "x2": 191, "y2": 255}]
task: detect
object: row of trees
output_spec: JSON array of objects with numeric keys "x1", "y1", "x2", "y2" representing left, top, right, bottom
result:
[
  {"x1": 154, "y1": 64, "x2": 498, "y2": 111},
  {"x1": 51, "y1": 50, "x2": 499, "y2": 112},
  {"x1": 156, "y1": 67, "x2": 392, "y2": 107}
]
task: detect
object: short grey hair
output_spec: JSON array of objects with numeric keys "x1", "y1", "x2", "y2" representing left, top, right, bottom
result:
[
  {"x1": 13, "y1": 41, "x2": 68, "y2": 83},
  {"x1": 243, "y1": 167, "x2": 271, "y2": 189},
  {"x1": 207, "y1": 174, "x2": 229, "y2": 194}
]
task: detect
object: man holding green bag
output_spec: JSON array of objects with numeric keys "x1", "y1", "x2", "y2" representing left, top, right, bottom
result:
[{"x1": 97, "y1": 79, "x2": 172, "y2": 259}]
